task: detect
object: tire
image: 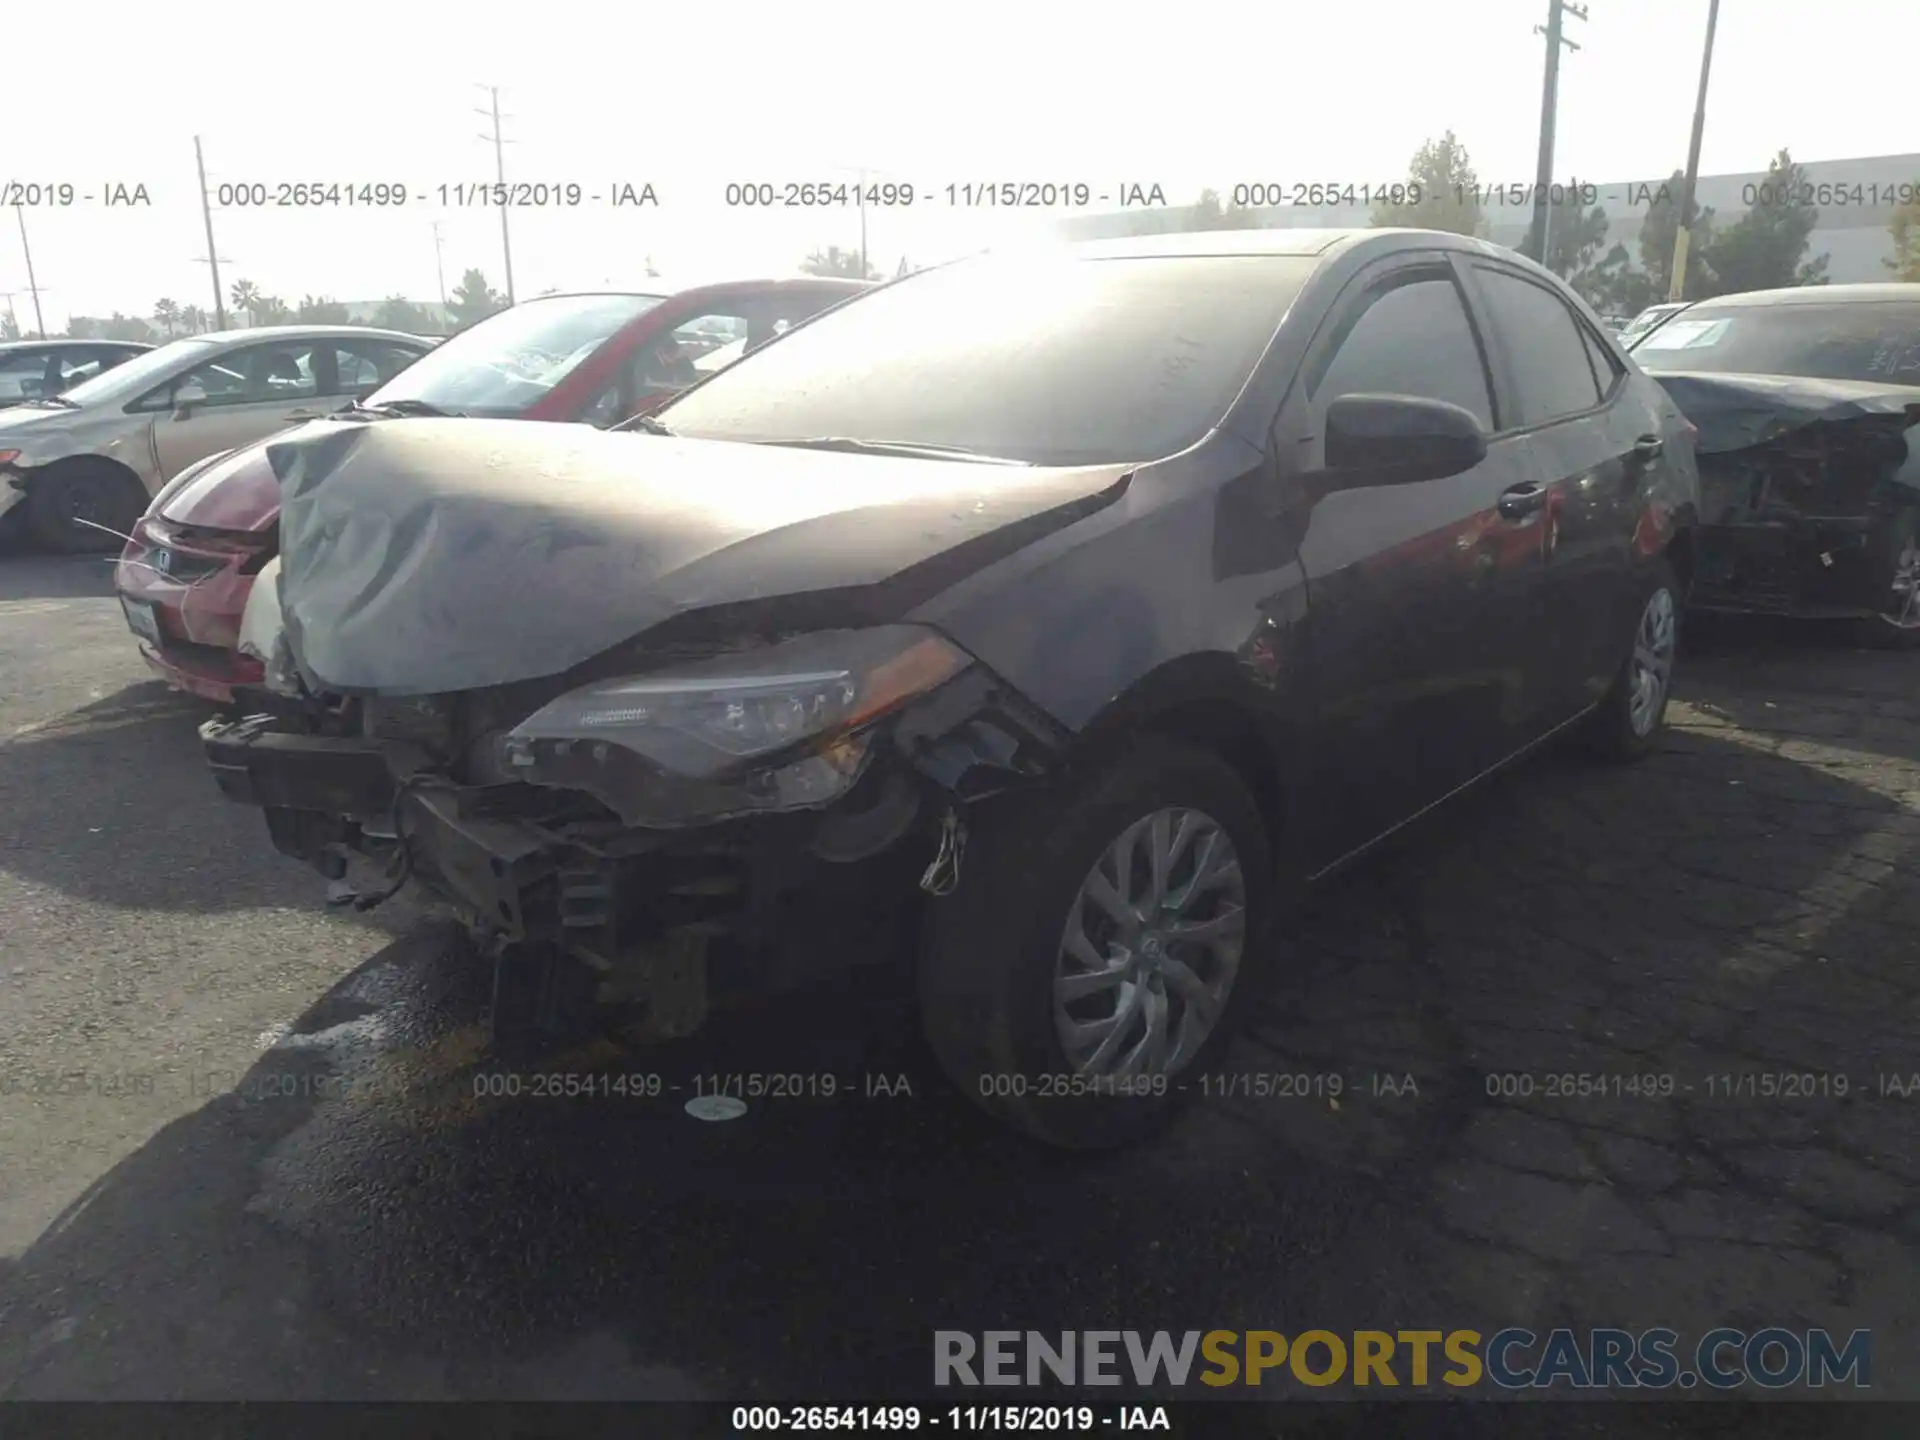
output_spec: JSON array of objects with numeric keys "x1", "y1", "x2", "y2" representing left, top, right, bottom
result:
[
  {"x1": 917, "y1": 736, "x2": 1274, "y2": 1149},
  {"x1": 1849, "y1": 520, "x2": 1920, "y2": 651},
  {"x1": 26, "y1": 457, "x2": 148, "y2": 553},
  {"x1": 1581, "y1": 556, "x2": 1682, "y2": 762}
]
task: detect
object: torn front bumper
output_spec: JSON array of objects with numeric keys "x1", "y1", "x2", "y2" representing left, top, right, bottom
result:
[
  {"x1": 1692, "y1": 515, "x2": 1892, "y2": 618},
  {"x1": 199, "y1": 665, "x2": 1067, "y2": 974}
]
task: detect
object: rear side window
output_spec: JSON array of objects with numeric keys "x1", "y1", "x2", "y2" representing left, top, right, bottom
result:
[
  {"x1": 1580, "y1": 324, "x2": 1624, "y2": 395},
  {"x1": 1473, "y1": 266, "x2": 1603, "y2": 426},
  {"x1": 1309, "y1": 273, "x2": 1494, "y2": 431}
]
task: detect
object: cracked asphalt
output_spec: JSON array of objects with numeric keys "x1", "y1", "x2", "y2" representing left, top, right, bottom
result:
[{"x1": 0, "y1": 550, "x2": 1915, "y2": 1419}]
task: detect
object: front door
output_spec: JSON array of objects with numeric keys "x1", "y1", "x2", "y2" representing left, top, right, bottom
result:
[
  {"x1": 1288, "y1": 259, "x2": 1548, "y2": 869},
  {"x1": 145, "y1": 339, "x2": 335, "y2": 483}
]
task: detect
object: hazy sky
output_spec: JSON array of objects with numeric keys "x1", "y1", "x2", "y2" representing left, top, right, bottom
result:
[{"x1": 2, "y1": 0, "x2": 1908, "y2": 329}]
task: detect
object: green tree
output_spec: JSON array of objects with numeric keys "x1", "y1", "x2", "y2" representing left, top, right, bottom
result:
[
  {"x1": 1890, "y1": 194, "x2": 1920, "y2": 281},
  {"x1": 100, "y1": 313, "x2": 157, "y2": 343},
  {"x1": 1372, "y1": 131, "x2": 1486, "y2": 237},
  {"x1": 1701, "y1": 149, "x2": 1830, "y2": 294},
  {"x1": 0, "y1": 313, "x2": 18, "y2": 341},
  {"x1": 229, "y1": 278, "x2": 260, "y2": 326},
  {"x1": 251, "y1": 295, "x2": 292, "y2": 326},
  {"x1": 372, "y1": 296, "x2": 429, "y2": 332},
  {"x1": 800, "y1": 246, "x2": 879, "y2": 279},
  {"x1": 180, "y1": 304, "x2": 208, "y2": 334},
  {"x1": 64, "y1": 316, "x2": 102, "y2": 339},
  {"x1": 295, "y1": 295, "x2": 352, "y2": 324},
  {"x1": 152, "y1": 298, "x2": 181, "y2": 336},
  {"x1": 1185, "y1": 187, "x2": 1259, "y2": 232},
  {"x1": 447, "y1": 268, "x2": 509, "y2": 330},
  {"x1": 1633, "y1": 169, "x2": 1717, "y2": 300},
  {"x1": 1582, "y1": 244, "x2": 1660, "y2": 317},
  {"x1": 1540, "y1": 180, "x2": 1613, "y2": 299}
]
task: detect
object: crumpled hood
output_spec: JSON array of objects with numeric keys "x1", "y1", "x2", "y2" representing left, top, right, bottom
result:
[
  {"x1": 158, "y1": 443, "x2": 281, "y2": 530},
  {"x1": 269, "y1": 418, "x2": 1131, "y2": 695},
  {"x1": 1651, "y1": 371, "x2": 1920, "y2": 457}
]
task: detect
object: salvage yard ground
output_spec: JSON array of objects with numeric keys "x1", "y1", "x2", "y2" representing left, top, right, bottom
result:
[{"x1": 0, "y1": 550, "x2": 1916, "y2": 1402}]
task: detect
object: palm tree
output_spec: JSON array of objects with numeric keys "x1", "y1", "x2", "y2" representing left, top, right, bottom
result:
[
  {"x1": 153, "y1": 298, "x2": 181, "y2": 336},
  {"x1": 180, "y1": 304, "x2": 207, "y2": 335},
  {"x1": 230, "y1": 279, "x2": 260, "y2": 327}
]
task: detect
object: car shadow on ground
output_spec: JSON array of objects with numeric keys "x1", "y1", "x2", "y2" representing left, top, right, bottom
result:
[
  {"x1": 0, "y1": 681, "x2": 414, "y2": 928},
  {"x1": 0, "y1": 550, "x2": 120, "y2": 603},
  {"x1": 0, "y1": 702, "x2": 1914, "y2": 1409}
]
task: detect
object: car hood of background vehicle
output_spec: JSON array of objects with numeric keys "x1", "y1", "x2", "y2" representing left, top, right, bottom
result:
[
  {"x1": 0, "y1": 403, "x2": 83, "y2": 440},
  {"x1": 1651, "y1": 371, "x2": 1920, "y2": 456},
  {"x1": 268, "y1": 418, "x2": 1133, "y2": 696},
  {"x1": 157, "y1": 444, "x2": 281, "y2": 530}
]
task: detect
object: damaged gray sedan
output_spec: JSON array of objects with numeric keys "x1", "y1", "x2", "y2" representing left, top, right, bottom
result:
[
  {"x1": 1633, "y1": 284, "x2": 1920, "y2": 645},
  {"x1": 202, "y1": 228, "x2": 1699, "y2": 1147}
]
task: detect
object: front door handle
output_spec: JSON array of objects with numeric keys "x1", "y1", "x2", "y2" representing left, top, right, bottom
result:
[
  {"x1": 1631, "y1": 435, "x2": 1664, "y2": 462},
  {"x1": 1497, "y1": 481, "x2": 1548, "y2": 519}
]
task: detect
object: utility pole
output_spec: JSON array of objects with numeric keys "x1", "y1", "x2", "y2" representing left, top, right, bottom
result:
[
  {"x1": 14, "y1": 207, "x2": 45, "y2": 337},
  {"x1": 431, "y1": 221, "x2": 448, "y2": 308},
  {"x1": 477, "y1": 86, "x2": 515, "y2": 304},
  {"x1": 194, "y1": 136, "x2": 229, "y2": 331},
  {"x1": 1668, "y1": 0, "x2": 1721, "y2": 301},
  {"x1": 1524, "y1": 0, "x2": 1588, "y2": 267}
]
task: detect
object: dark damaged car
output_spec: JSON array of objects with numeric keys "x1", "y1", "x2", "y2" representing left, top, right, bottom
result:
[
  {"x1": 202, "y1": 229, "x2": 1699, "y2": 1147},
  {"x1": 1632, "y1": 284, "x2": 1920, "y2": 645}
]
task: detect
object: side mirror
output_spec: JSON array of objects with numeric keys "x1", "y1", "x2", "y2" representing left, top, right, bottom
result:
[
  {"x1": 1316, "y1": 393, "x2": 1487, "y2": 494},
  {"x1": 173, "y1": 382, "x2": 208, "y2": 418}
]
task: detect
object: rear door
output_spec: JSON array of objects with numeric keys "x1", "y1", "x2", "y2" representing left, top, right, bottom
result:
[
  {"x1": 1290, "y1": 256, "x2": 1544, "y2": 867},
  {"x1": 1462, "y1": 261, "x2": 1652, "y2": 719}
]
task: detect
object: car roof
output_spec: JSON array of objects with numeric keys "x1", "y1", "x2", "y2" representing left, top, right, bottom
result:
[
  {"x1": 194, "y1": 325, "x2": 432, "y2": 344},
  {"x1": 1051, "y1": 226, "x2": 1513, "y2": 263},
  {"x1": 0, "y1": 337, "x2": 152, "y2": 352},
  {"x1": 1684, "y1": 283, "x2": 1920, "y2": 309}
]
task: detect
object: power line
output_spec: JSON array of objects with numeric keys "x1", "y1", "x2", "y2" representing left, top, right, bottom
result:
[
  {"x1": 1523, "y1": 0, "x2": 1588, "y2": 268},
  {"x1": 476, "y1": 86, "x2": 516, "y2": 304},
  {"x1": 1669, "y1": 0, "x2": 1722, "y2": 301},
  {"x1": 13, "y1": 206, "x2": 46, "y2": 338},
  {"x1": 193, "y1": 136, "x2": 230, "y2": 330}
]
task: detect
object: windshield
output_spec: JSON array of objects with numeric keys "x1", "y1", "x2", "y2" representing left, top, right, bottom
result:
[
  {"x1": 657, "y1": 253, "x2": 1319, "y2": 466},
  {"x1": 53, "y1": 338, "x2": 216, "y2": 406},
  {"x1": 1620, "y1": 304, "x2": 1684, "y2": 345},
  {"x1": 1633, "y1": 300, "x2": 1920, "y2": 386},
  {"x1": 367, "y1": 293, "x2": 666, "y2": 416}
]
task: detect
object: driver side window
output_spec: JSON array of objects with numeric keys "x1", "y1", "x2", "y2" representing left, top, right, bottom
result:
[
  {"x1": 1310, "y1": 272, "x2": 1497, "y2": 432},
  {"x1": 140, "y1": 342, "x2": 322, "y2": 410}
]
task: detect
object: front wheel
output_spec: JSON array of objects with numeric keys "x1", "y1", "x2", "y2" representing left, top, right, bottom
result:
[
  {"x1": 917, "y1": 737, "x2": 1273, "y2": 1149},
  {"x1": 1851, "y1": 524, "x2": 1920, "y2": 651},
  {"x1": 26, "y1": 458, "x2": 147, "y2": 553},
  {"x1": 1581, "y1": 557, "x2": 1681, "y2": 762}
]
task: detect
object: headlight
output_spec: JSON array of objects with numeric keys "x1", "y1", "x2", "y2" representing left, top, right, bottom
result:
[{"x1": 501, "y1": 625, "x2": 972, "y2": 827}]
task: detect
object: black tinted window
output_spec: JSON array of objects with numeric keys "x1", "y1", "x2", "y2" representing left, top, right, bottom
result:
[
  {"x1": 657, "y1": 254, "x2": 1320, "y2": 466},
  {"x1": 1475, "y1": 266, "x2": 1603, "y2": 425},
  {"x1": 1311, "y1": 274, "x2": 1493, "y2": 430}
]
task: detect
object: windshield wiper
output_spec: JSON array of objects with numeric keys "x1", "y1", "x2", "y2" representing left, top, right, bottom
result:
[
  {"x1": 755, "y1": 437, "x2": 1031, "y2": 465},
  {"x1": 25, "y1": 395, "x2": 79, "y2": 409},
  {"x1": 340, "y1": 397, "x2": 463, "y2": 419},
  {"x1": 621, "y1": 414, "x2": 675, "y2": 435}
]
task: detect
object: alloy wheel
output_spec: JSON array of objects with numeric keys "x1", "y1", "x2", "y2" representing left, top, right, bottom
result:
[
  {"x1": 1628, "y1": 586, "x2": 1678, "y2": 737},
  {"x1": 1052, "y1": 807, "x2": 1247, "y2": 1077}
]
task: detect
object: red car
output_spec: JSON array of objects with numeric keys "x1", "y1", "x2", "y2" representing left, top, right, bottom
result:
[{"x1": 114, "y1": 277, "x2": 869, "y2": 702}]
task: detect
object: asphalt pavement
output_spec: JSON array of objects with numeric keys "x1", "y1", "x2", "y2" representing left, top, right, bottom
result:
[{"x1": 1, "y1": 550, "x2": 1916, "y2": 1414}]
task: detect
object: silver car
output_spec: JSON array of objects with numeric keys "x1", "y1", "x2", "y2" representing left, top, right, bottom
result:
[{"x1": 0, "y1": 325, "x2": 432, "y2": 551}]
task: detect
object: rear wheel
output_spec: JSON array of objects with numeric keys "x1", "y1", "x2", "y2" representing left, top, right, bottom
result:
[
  {"x1": 1851, "y1": 523, "x2": 1920, "y2": 651},
  {"x1": 1581, "y1": 557, "x2": 1681, "y2": 762},
  {"x1": 918, "y1": 737, "x2": 1273, "y2": 1149},
  {"x1": 26, "y1": 458, "x2": 148, "y2": 553}
]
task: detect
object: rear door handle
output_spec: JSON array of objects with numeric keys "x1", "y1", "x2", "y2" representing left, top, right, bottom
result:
[
  {"x1": 1631, "y1": 435, "x2": 1664, "y2": 461},
  {"x1": 1497, "y1": 481, "x2": 1548, "y2": 519}
]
